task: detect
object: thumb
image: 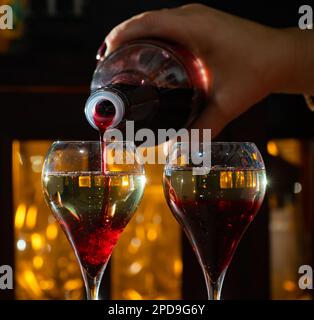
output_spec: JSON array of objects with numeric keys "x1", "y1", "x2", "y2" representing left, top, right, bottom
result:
[{"x1": 191, "y1": 102, "x2": 229, "y2": 139}]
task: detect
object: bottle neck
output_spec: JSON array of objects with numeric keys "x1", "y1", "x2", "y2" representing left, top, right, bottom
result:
[
  {"x1": 85, "y1": 83, "x2": 160, "y2": 131},
  {"x1": 85, "y1": 86, "x2": 126, "y2": 131}
]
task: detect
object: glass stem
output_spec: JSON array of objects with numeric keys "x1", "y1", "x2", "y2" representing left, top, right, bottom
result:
[
  {"x1": 203, "y1": 269, "x2": 226, "y2": 300},
  {"x1": 82, "y1": 270, "x2": 102, "y2": 300}
]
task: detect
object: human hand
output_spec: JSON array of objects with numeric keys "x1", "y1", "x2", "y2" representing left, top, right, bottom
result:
[{"x1": 104, "y1": 4, "x2": 299, "y2": 136}]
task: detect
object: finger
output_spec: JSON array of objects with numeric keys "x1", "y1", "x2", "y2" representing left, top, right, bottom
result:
[{"x1": 104, "y1": 9, "x2": 189, "y2": 56}]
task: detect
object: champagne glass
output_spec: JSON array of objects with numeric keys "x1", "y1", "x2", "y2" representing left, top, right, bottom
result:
[
  {"x1": 42, "y1": 141, "x2": 145, "y2": 300},
  {"x1": 163, "y1": 142, "x2": 266, "y2": 300}
]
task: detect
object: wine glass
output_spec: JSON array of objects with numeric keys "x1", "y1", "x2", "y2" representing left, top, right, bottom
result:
[
  {"x1": 163, "y1": 142, "x2": 266, "y2": 300},
  {"x1": 42, "y1": 141, "x2": 145, "y2": 300}
]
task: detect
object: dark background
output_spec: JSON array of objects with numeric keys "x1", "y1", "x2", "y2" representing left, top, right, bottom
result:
[{"x1": 1, "y1": 0, "x2": 314, "y2": 300}]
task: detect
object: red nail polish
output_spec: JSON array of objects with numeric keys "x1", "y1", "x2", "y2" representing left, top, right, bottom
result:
[{"x1": 96, "y1": 42, "x2": 107, "y2": 61}]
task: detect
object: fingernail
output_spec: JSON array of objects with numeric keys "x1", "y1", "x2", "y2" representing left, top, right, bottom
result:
[
  {"x1": 104, "y1": 41, "x2": 111, "y2": 57},
  {"x1": 96, "y1": 42, "x2": 106, "y2": 60}
]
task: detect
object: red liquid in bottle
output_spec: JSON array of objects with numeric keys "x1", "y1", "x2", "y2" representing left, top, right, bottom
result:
[{"x1": 85, "y1": 40, "x2": 209, "y2": 145}]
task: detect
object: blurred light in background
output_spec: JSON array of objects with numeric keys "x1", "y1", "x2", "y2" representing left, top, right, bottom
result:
[
  {"x1": 13, "y1": 140, "x2": 83, "y2": 300},
  {"x1": 268, "y1": 139, "x2": 313, "y2": 300},
  {"x1": 267, "y1": 141, "x2": 279, "y2": 157}
]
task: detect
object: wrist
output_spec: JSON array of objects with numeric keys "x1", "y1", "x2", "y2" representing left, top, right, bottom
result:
[
  {"x1": 268, "y1": 28, "x2": 298, "y2": 94},
  {"x1": 271, "y1": 28, "x2": 314, "y2": 95}
]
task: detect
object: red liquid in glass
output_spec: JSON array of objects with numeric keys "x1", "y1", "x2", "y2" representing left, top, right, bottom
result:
[
  {"x1": 171, "y1": 198, "x2": 262, "y2": 282},
  {"x1": 61, "y1": 215, "x2": 123, "y2": 277},
  {"x1": 44, "y1": 172, "x2": 145, "y2": 277},
  {"x1": 163, "y1": 168, "x2": 266, "y2": 283}
]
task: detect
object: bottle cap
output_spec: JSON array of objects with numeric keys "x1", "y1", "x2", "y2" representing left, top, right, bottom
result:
[{"x1": 85, "y1": 89, "x2": 125, "y2": 130}]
